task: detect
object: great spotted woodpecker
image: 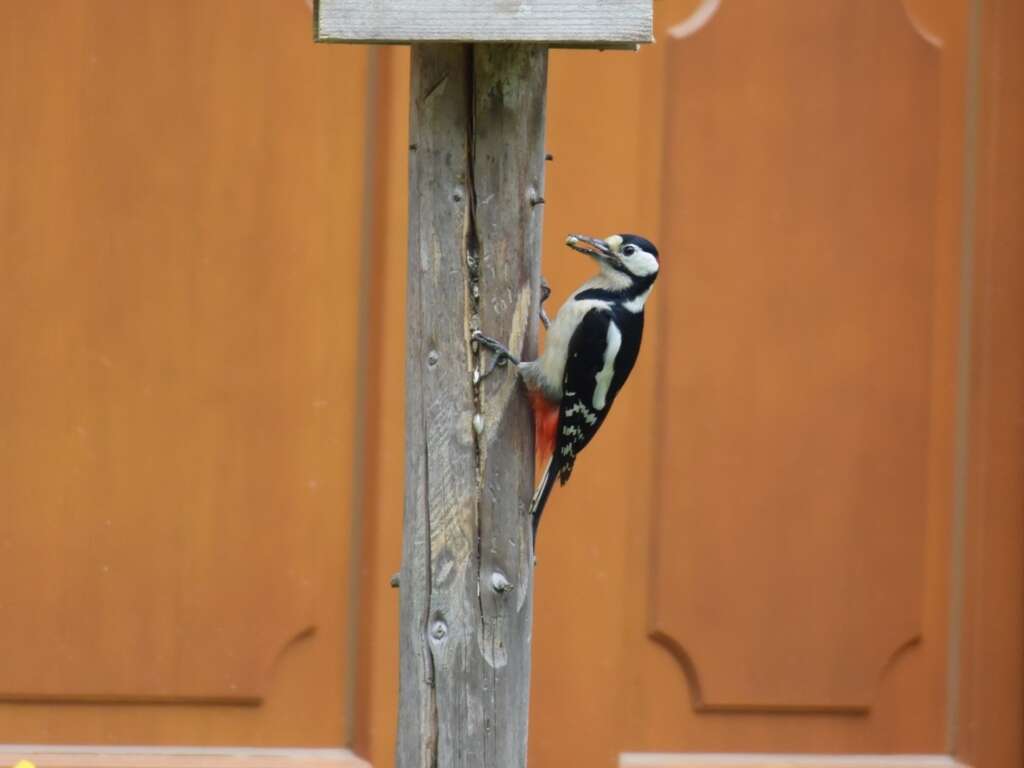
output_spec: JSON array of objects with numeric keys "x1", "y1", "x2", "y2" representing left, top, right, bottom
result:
[{"x1": 474, "y1": 233, "x2": 660, "y2": 547}]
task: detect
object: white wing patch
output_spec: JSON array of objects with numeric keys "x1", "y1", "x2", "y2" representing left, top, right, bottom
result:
[
  {"x1": 535, "y1": 298, "x2": 611, "y2": 398},
  {"x1": 592, "y1": 321, "x2": 622, "y2": 411}
]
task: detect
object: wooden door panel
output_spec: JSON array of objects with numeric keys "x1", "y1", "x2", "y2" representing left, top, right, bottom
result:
[
  {"x1": 650, "y1": 0, "x2": 940, "y2": 712},
  {"x1": 0, "y1": 0, "x2": 368, "y2": 744},
  {"x1": 357, "y1": 1, "x2": 1018, "y2": 766},
  {"x1": 955, "y1": 0, "x2": 1024, "y2": 765},
  {"x1": 497, "y1": 0, "x2": 963, "y2": 762}
]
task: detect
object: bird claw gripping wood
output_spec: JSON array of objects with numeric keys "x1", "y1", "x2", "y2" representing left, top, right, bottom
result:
[
  {"x1": 473, "y1": 331, "x2": 519, "y2": 380},
  {"x1": 473, "y1": 278, "x2": 550, "y2": 380}
]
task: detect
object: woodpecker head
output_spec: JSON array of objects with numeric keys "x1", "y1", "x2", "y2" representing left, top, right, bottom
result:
[{"x1": 565, "y1": 233, "x2": 660, "y2": 288}]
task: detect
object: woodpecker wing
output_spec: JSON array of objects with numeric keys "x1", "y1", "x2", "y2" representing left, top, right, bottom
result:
[{"x1": 555, "y1": 307, "x2": 622, "y2": 484}]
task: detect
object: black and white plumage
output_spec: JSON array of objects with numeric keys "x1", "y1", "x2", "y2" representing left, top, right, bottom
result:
[{"x1": 475, "y1": 233, "x2": 660, "y2": 548}]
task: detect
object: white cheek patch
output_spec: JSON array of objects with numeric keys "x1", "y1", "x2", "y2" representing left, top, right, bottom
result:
[
  {"x1": 593, "y1": 321, "x2": 622, "y2": 411},
  {"x1": 629, "y1": 250, "x2": 660, "y2": 277}
]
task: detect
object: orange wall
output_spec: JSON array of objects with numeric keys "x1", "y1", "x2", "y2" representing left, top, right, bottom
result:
[{"x1": 1, "y1": 2, "x2": 1021, "y2": 767}]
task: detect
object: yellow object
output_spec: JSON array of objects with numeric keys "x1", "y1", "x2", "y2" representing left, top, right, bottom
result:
[{"x1": 13, "y1": 761, "x2": 37, "y2": 768}]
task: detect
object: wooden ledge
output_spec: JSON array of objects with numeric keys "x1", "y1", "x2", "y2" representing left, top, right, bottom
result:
[
  {"x1": 314, "y1": 0, "x2": 653, "y2": 49},
  {"x1": 0, "y1": 747, "x2": 370, "y2": 768},
  {"x1": 620, "y1": 755, "x2": 971, "y2": 768}
]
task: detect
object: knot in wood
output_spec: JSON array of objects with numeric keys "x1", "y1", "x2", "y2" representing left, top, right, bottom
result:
[
  {"x1": 490, "y1": 572, "x2": 514, "y2": 594},
  {"x1": 430, "y1": 620, "x2": 448, "y2": 642}
]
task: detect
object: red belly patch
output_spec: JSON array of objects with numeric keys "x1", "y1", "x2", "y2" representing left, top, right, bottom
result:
[{"x1": 528, "y1": 389, "x2": 559, "y2": 468}]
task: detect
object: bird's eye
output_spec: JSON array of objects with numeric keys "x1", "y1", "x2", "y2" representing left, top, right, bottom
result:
[{"x1": 622, "y1": 245, "x2": 637, "y2": 256}]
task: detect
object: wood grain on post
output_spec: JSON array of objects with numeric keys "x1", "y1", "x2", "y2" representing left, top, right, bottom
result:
[{"x1": 398, "y1": 44, "x2": 547, "y2": 768}]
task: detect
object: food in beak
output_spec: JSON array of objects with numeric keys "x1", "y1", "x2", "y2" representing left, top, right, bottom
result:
[{"x1": 565, "y1": 234, "x2": 612, "y2": 259}]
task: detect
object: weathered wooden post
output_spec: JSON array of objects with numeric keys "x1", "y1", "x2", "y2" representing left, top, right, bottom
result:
[{"x1": 314, "y1": 3, "x2": 652, "y2": 766}]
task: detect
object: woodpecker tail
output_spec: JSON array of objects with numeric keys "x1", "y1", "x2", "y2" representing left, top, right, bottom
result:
[{"x1": 529, "y1": 457, "x2": 557, "y2": 548}]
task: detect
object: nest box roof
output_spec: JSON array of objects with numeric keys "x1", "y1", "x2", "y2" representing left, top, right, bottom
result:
[{"x1": 314, "y1": 1, "x2": 654, "y2": 50}]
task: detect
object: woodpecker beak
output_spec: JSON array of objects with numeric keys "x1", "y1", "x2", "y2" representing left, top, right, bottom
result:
[{"x1": 565, "y1": 234, "x2": 616, "y2": 264}]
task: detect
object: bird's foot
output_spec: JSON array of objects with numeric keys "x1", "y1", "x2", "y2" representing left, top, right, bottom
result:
[{"x1": 472, "y1": 331, "x2": 519, "y2": 380}]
